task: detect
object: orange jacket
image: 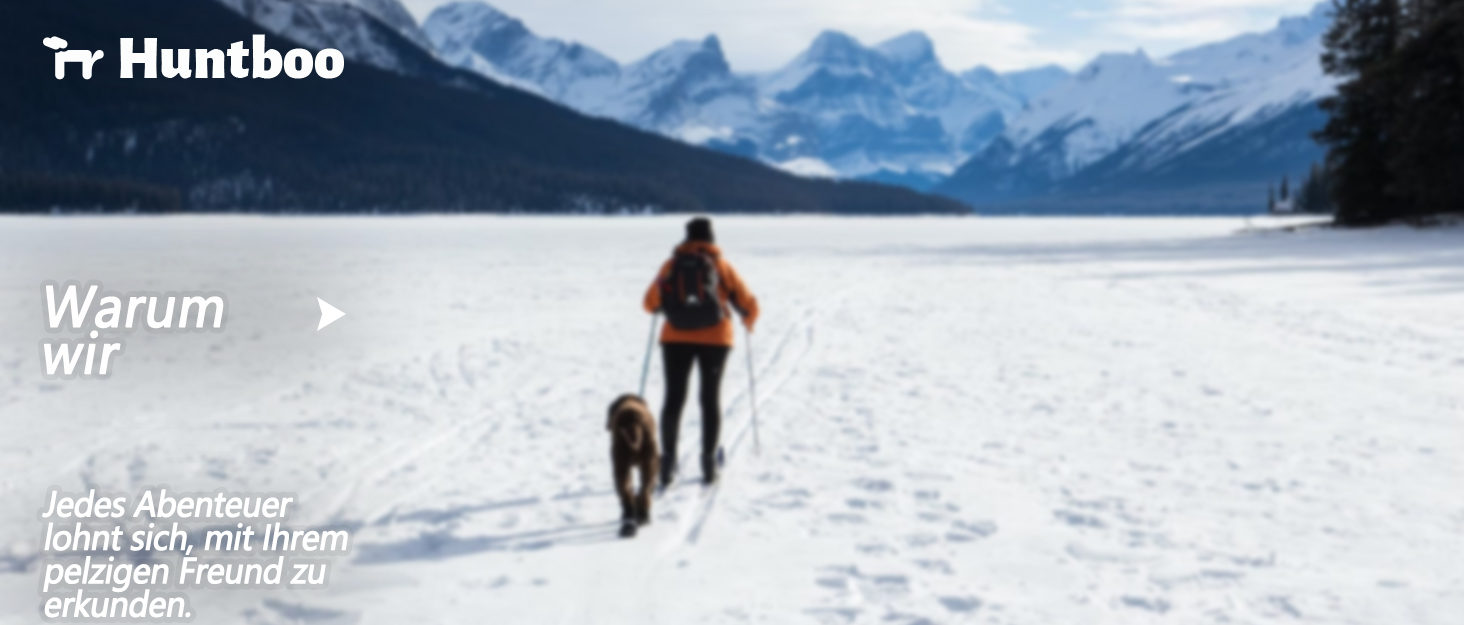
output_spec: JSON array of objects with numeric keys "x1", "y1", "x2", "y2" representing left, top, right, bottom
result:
[{"x1": 643, "y1": 241, "x2": 759, "y2": 346}]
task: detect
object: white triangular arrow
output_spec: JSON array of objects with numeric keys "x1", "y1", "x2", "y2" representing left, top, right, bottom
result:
[{"x1": 317, "y1": 298, "x2": 345, "y2": 331}]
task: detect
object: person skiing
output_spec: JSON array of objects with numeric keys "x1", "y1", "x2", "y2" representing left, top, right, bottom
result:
[{"x1": 643, "y1": 217, "x2": 759, "y2": 486}]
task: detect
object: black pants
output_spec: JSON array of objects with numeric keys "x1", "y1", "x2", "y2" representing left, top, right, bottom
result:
[{"x1": 660, "y1": 342, "x2": 730, "y2": 478}]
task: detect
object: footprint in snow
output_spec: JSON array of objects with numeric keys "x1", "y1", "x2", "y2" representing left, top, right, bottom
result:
[
  {"x1": 813, "y1": 566, "x2": 914, "y2": 604},
  {"x1": 904, "y1": 533, "x2": 940, "y2": 548},
  {"x1": 853, "y1": 478, "x2": 894, "y2": 492},
  {"x1": 856, "y1": 542, "x2": 896, "y2": 556},
  {"x1": 912, "y1": 559, "x2": 952, "y2": 575},
  {"x1": 939, "y1": 596, "x2": 982, "y2": 613},
  {"x1": 803, "y1": 606, "x2": 860, "y2": 624},
  {"x1": 1054, "y1": 509, "x2": 1105, "y2": 528},
  {"x1": 946, "y1": 519, "x2": 998, "y2": 542},
  {"x1": 1120, "y1": 596, "x2": 1171, "y2": 613},
  {"x1": 860, "y1": 574, "x2": 911, "y2": 601},
  {"x1": 757, "y1": 488, "x2": 809, "y2": 510},
  {"x1": 258, "y1": 599, "x2": 357, "y2": 625}
]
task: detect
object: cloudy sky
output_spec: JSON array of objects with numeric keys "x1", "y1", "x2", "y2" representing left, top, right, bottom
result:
[{"x1": 399, "y1": 0, "x2": 1324, "y2": 73}]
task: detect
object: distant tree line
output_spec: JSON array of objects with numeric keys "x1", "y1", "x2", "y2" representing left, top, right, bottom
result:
[
  {"x1": 0, "y1": 172, "x2": 181, "y2": 212},
  {"x1": 1318, "y1": 0, "x2": 1464, "y2": 225},
  {"x1": 1268, "y1": 163, "x2": 1336, "y2": 214}
]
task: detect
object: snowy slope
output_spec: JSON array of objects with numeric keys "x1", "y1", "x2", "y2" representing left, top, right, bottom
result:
[
  {"x1": 422, "y1": 2, "x2": 620, "y2": 104},
  {"x1": 338, "y1": 0, "x2": 434, "y2": 51},
  {"x1": 1, "y1": 216, "x2": 1461, "y2": 624},
  {"x1": 1125, "y1": 7, "x2": 1334, "y2": 167},
  {"x1": 940, "y1": 3, "x2": 1335, "y2": 208},
  {"x1": 1018, "y1": 3, "x2": 1330, "y2": 172},
  {"x1": 215, "y1": 0, "x2": 437, "y2": 74},
  {"x1": 1006, "y1": 49, "x2": 1190, "y2": 176}
]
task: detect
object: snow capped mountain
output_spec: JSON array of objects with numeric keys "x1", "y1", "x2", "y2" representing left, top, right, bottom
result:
[
  {"x1": 421, "y1": 4, "x2": 1044, "y2": 182},
  {"x1": 754, "y1": 30, "x2": 1030, "y2": 178},
  {"x1": 1133, "y1": 5, "x2": 1333, "y2": 163},
  {"x1": 880, "y1": 33, "x2": 1025, "y2": 139},
  {"x1": 1006, "y1": 49, "x2": 1190, "y2": 176},
  {"x1": 425, "y1": 3, "x2": 763, "y2": 148},
  {"x1": 765, "y1": 33, "x2": 1006, "y2": 163},
  {"x1": 937, "y1": 2, "x2": 1336, "y2": 212},
  {"x1": 422, "y1": 2, "x2": 619, "y2": 103},
  {"x1": 602, "y1": 36, "x2": 762, "y2": 140},
  {"x1": 338, "y1": 0, "x2": 433, "y2": 50},
  {"x1": 214, "y1": 0, "x2": 436, "y2": 75},
  {"x1": 756, "y1": 32, "x2": 940, "y2": 176},
  {"x1": 997, "y1": 65, "x2": 1071, "y2": 102},
  {"x1": 762, "y1": 31, "x2": 907, "y2": 126}
]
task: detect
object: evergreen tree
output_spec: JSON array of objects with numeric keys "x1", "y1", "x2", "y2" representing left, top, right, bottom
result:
[
  {"x1": 1319, "y1": 0, "x2": 1464, "y2": 224},
  {"x1": 1317, "y1": 0, "x2": 1405, "y2": 225},
  {"x1": 1387, "y1": 0, "x2": 1464, "y2": 215},
  {"x1": 1297, "y1": 162, "x2": 1337, "y2": 213}
]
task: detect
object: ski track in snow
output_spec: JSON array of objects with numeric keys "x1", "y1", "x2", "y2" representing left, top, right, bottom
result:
[{"x1": 0, "y1": 216, "x2": 1461, "y2": 624}]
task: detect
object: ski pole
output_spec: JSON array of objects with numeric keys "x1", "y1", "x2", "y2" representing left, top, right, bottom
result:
[
  {"x1": 746, "y1": 325, "x2": 761, "y2": 455},
  {"x1": 639, "y1": 313, "x2": 659, "y2": 397}
]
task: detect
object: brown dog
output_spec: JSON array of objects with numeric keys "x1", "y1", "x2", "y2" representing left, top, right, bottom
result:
[{"x1": 608, "y1": 394, "x2": 660, "y2": 538}]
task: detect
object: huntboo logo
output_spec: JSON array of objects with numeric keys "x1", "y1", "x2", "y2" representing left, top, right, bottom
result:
[
  {"x1": 45, "y1": 35, "x2": 344, "y2": 80},
  {"x1": 44, "y1": 37, "x2": 103, "y2": 79}
]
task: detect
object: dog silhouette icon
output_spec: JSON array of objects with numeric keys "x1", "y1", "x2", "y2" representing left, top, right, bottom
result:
[{"x1": 47, "y1": 37, "x2": 105, "y2": 80}]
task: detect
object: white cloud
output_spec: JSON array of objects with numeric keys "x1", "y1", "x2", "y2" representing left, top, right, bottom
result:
[{"x1": 1079, "y1": 0, "x2": 1321, "y2": 46}]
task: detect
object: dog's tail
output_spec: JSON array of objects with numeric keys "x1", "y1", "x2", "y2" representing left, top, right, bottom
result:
[{"x1": 616, "y1": 420, "x2": 644, "y2": 452}]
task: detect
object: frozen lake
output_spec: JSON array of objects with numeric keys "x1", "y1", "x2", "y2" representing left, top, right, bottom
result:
[{"x1": 1, "y1": 215, "x2": 1461, "y2": 624}]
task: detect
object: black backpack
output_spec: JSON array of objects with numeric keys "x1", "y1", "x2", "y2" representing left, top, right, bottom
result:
[{"x1": 659, "y1": 250, "x2": 725, "y2": 330}]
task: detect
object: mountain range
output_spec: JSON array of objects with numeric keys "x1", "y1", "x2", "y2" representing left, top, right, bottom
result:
[
  {"x1": 409, "y1": 1, "x2": 1336, "y2": 213},
  {"x1": 421, "y1": 2, "x2": 1073, "y2": 190},
  {"x1": 0, "y1": 0, "x2": 963, "y2": 213},
  {"x1": 937, "y1": 3, "x2": 1335, "y2": 213}
]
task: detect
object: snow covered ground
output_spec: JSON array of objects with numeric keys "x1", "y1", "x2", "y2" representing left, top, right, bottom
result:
[{"x1": 0, "y1": 215, "x2": 1460, "y2": 624}]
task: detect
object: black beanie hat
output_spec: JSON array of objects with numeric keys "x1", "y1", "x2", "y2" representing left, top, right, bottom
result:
[{"x1": 686, "y1": 217, "x2": 714, "y2": 242}]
